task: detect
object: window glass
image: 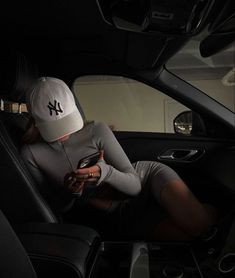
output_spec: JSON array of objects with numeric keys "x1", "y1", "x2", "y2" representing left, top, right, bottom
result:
[
  {"x1": 167, "y1": 39, "x2": 235, "y2": 113},
  {"x1": 72, "y1": 75, "x2": 190, "y2": 133}
]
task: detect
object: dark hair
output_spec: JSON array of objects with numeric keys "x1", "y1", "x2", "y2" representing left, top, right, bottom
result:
[{"x1": 22, "y1": 116, "x2": 41, "y2": 144}]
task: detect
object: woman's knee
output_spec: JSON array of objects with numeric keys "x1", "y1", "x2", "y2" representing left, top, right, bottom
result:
[{"x1": 159, "y1": 180, "x2": 216, "y2": 237}]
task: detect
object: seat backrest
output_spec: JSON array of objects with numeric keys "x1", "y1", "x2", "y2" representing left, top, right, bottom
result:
[
  {"x1": 0, "y1": 209, "x2": 37, "y2": 278},
  {"x1": 0, "y1": 49, "x2": 59, "y2": 224},
  {"x1": 0, "y1": 109, "x2": 58, "y2": 224},
  {"x1": 0, "y1": 50, "x2": 88, "y2": 225}
]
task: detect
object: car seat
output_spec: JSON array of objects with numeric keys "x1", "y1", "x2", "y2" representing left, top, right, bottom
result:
[
  {"x1": 0, "y1": 50, "x2": 88, "y2": 225},
  {"x1": 0, "y1": 209, "x2": 37, "y2": 278},
  {"x1": 0, "y1": 51, "x2": 101, "y2": 278},
  {"x1": 0, "y1": 104, "x2": 58, "y2": 224}
]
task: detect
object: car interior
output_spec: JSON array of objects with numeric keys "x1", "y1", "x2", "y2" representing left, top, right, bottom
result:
[{"x1": 0, "y1": 0, "x2": 235, "y2": 277}]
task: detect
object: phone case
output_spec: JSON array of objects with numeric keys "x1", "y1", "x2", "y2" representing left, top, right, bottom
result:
[{"x1": 77, "y1": 151, "x2": 101, "y2": 169}]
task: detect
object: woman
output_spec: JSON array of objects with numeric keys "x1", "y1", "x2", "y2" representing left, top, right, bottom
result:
[{"x1": 21, "y1": 77, "x2": 217, "y2": 240}]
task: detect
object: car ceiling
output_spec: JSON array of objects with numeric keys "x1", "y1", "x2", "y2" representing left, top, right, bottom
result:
[
  {"x1": 1, "y1": 1, "x2": 168, "y2": 74},
  {"x1": 0, "y1": 0, "x2": 234, "y2": 81}
]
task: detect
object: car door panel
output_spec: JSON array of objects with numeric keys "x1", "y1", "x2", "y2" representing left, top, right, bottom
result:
[{"x1": 115, "y1": 131, "x2": 235, "y2": 204}]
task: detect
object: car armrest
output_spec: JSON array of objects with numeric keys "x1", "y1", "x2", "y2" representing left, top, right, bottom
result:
[{"x1": 16, "y1": 223, "x2": 101, "y2": 278}]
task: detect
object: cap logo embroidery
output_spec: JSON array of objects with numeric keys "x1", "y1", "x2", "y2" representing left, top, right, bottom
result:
[{"x1": 47, "y1": 100, "x2": 63, "y2": 116}]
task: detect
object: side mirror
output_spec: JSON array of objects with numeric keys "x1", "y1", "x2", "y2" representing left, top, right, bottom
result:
[{"x1": 174, "y1": 111, "x2": 207, "y2": 136}]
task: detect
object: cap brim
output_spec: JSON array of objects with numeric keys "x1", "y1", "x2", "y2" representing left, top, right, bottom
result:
[{"x1": 37, "y1": 109, "x2": 84, "y2": 142}]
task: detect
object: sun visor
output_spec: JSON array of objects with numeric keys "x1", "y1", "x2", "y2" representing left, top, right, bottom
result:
[{"x1": 200, "y1": 1, "x2": 235, "y2": 57}]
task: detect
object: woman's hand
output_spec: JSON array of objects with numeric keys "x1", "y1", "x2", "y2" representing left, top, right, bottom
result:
[
  {"x1": 64, "y1": 150, "x2": 103, "y2": 194},
  {"x1": 64, "y1": 172, "x2": 85, "y2": 194},
  {"x1": 75, "y1": 164, "x2": 101, "y2": 184},
  {"x1": 75, "y1": 150, "x2": 103, "y2": 184}
]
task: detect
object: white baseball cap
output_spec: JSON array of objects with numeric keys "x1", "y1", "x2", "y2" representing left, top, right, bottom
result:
[{"x1": 28, "y1": 77, "x2": 84, "y2": 142}]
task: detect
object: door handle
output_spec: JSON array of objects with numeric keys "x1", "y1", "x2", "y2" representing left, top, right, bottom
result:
[{"x1": 158, "y1": 148, "x2": 204, "y2": 162}]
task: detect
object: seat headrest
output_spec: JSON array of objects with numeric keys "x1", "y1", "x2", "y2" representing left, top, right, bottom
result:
[{"x1": 0, "y1": 49, "x2": 38, "y2": 103}]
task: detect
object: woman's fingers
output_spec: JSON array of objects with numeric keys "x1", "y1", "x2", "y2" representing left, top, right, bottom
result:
[
  {"x1": 64, "y1": 152, "x2": 104, "y2": 192},
  {"x1": 76, "y1": 175, "x2": 100, "y2": 182},
  {"x1": 74, "y1": 150, "x2": 104, "y2": 182},
  {"x1": 64, "y1": 172, "x2": 76, "y2": 187},
  {"x1": 75, "y1": 165, "x2": 101, "y2": 182},
  {"x1": 64, "y1": 172, "x2": 85, "y2": 193},
  {"x1": 70, "y1": 181, "x2": 85, "y2": 193}
]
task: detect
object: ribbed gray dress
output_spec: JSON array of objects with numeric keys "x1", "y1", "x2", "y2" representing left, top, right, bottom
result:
[{"x1": 21, "y1": 121, "x2": 181, "y2": 236}]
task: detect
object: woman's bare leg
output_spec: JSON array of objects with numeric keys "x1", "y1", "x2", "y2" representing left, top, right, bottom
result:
[
  {"x1": 158, "y1": 179, "x2": 218, "y2": 239},
  {"x1": 132, "y1": 161, "x2": 218, "y2": 241}
]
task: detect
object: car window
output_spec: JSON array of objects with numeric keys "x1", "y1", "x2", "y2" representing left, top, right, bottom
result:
[
  {"x1": 167, "y1": 39, "x2": 235, "y2": 113},
  {"x1": 72, "y1": 75, "x2": 191, "y2": 133}
]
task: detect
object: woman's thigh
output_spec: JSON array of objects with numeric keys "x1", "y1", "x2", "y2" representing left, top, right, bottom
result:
[{"x1": 132, "y1": 161, "x2": 182, "y2": 203}]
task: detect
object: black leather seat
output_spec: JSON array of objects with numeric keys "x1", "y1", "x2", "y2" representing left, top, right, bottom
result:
[
  {"x1": 0, "y1": 50, "x2": 57, "y2": 224},
  {"x1": 0, "y1": 209, "x2": 100, "y2": 278},
  {"x1": 0, "y1": 209, "x2": 37, "y2": 278},
  {"x1": 0, "y1": 109, "x2": 58, "y2": 224},
  {"x1": 0, "y1": 108, "x2": 58, "y2": 224}
]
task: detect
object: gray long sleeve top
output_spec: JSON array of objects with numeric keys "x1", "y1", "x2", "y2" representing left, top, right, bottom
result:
[{"x1": 21, "y1": 121, "x2": 141, "y2": 212}]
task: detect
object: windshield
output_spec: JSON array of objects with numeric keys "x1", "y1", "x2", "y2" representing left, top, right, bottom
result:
[{"x1": 166, "y1": 36, "x2": 235, "y2": 113}]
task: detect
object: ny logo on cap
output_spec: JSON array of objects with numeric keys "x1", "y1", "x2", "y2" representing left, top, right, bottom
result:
[{"x1": 47, "y1": 100, "x2": 63, "y2": 116}]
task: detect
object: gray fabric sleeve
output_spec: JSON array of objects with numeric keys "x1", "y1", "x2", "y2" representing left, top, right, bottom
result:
[{"x1": 93, "y1": 122, "x2": 141, "y2": 196}]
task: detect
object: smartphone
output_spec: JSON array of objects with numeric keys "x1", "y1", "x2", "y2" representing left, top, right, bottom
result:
[{"x1": 77, "y1": 151, "x2": 101, "y2": 169}]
